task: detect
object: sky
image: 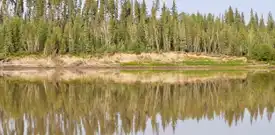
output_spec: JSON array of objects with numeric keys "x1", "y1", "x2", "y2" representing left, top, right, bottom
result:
[
  {"x1": 146, "y1": 0, "x2": 275, "y2": 21},
  {"x1": 2, "y1": 0, "x2": 274, "y2": 21}
]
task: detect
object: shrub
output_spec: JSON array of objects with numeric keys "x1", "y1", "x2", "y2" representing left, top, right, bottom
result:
[{"x1": 251, "y1": 44, "x2": 275, "y2": 61}]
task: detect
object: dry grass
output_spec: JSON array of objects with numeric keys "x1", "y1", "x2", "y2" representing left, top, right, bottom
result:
[{"x1": 0, "y1": 52, "x2": 249, "y2": 68}]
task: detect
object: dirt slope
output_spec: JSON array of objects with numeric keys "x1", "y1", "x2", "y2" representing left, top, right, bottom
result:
[{"x1": 0, "y1": 52, "x2": 248, "y2": 68}]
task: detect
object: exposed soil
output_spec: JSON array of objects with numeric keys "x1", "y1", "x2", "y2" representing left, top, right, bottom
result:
[{"x1": 0, "y1": 52, "x2": 251, "y2": 68}]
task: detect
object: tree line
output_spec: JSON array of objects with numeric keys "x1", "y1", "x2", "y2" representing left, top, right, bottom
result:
[{"x1": 0, "y1": 0, "x2": 275, "y2": 60}]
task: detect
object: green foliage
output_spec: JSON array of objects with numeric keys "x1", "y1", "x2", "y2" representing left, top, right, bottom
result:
[
  {"x1": 120, "y1": 58, "x2": 246, "y2": 66},
  {"x1": 0, "y1": 0, "x2": 274, "y2": 61},
  {"x1": 251, "y1": 44, "x2": 275, "y2": 61}
]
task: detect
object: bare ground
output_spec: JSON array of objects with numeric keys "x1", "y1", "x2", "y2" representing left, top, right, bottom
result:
[{"x1": 0, "y1": 52, "x2": 250, "y2": 68}]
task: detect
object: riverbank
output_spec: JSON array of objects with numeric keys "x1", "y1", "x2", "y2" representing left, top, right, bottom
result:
[{"x1": 0, "y1": 52, "x2": 273, "y2": 69}]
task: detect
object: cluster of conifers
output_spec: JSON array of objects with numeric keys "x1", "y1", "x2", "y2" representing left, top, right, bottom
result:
[{"x1": 0, "y1": 0, "x2": 275, "y2": 60}]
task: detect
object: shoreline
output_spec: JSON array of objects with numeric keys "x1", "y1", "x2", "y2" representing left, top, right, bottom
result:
[
  {"x1": 0, "y1": 52, "x2": 274, "y2": 69},
  {"x1": 0, "y1": 65, "x2": 274, "y2": 70}
]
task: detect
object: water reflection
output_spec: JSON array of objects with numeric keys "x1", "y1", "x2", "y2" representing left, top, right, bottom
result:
[{"x1": 0, "y1": 71, "x2": 274, "y2": 135}]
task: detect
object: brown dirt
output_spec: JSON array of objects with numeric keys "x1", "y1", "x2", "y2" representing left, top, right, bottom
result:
[{"x1": 0, "y1": 52, "x2": 249, "y2": 68}]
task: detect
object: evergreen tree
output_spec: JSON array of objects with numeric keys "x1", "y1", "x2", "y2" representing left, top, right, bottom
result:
[
  {"x1": 249, "y1": 9, "x2": 256, "y2": 30},
  {"x1": 267, "y1": 12, "x2": 274, "y2": 32},
  {"x1": 225, "y1": 6, "x2": 234, "y2": 25},
  {"x1": 0, "y1": 1, "x2": 274, "y2": 61}
]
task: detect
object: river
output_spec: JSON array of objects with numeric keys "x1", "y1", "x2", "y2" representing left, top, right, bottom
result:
[{"x1": 0, "y1": 70, "x2": 274, "y2": 135}]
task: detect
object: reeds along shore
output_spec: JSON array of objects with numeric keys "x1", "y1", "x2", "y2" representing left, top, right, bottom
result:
[
  {"x1": 1, "y1": 1, "x2": 275, "y2": 61},
  {"x1": 0, "y1": 71, "x2": 274, "y2": 134}
]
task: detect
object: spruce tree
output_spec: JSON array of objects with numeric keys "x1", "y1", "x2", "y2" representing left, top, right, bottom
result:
[
  {"x1": 0, "y1": 0, "x2": 274, "y2": 61},
  {"x1": 267, "y1": 12, "x2": 274, "y2": 32}
]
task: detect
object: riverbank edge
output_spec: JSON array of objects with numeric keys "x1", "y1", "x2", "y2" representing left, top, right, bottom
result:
[{"x1": 0, "y1": 52, "x2": 273, "y2": 69}]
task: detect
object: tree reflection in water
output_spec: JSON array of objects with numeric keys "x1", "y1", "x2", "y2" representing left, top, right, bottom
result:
[{"x1": 0, "y1": 71, "x2": 274, "y2": 135}]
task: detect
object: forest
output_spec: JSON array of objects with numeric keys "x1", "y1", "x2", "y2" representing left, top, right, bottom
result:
[{"x1": 0, "y1": 0, "x2": 275, "y2": 61}]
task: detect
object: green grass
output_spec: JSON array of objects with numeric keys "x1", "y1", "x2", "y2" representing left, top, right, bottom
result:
[
  {"x1": 121, "y1": 69, "x2": 247, "y2": 73},
  {"x1": 120, "y1": 61, "x2": 177, "y2": 66},
  {"x1": 120, "y1": 58, "x2": 247, "y2": 67},
  {"x1": 120, "y1": 70, "x2": 248, "y2": 77},
  {"x1": 269, "y1": 61, "x2": 275, "y2": 65}
]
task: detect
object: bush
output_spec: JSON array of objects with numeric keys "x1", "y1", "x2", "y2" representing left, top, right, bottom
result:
[{"x1": 251, "y1": 44, "x2": 275, "y2": 61}]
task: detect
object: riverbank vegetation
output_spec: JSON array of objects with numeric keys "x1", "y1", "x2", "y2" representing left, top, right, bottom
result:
[
  {"x1": 1, "y1": 0, "x2": 275, "y2": 62},
  {"x1": 1, "y1": 52, "x2": 269, "y2": 68}
]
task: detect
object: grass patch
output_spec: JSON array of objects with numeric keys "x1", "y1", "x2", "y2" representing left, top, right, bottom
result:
[
  {"x1": 120, "y1": 69, "x2": 248, "y2": 76},
  {"x1": 120, "y1": 58, "x2": 247, "y2": 67},
  {"x1": 269, "y1": 61, "x2": 275, "y2": 65},
  {"x1": 120, "y1": 61, "x2": 178, "y2": 66},
  {"x1": 119, "y1": 70, "x2": 249, "y2": 79},
  {"x1": 182, "y1": 58, "x2": 246, "y2": 66}
]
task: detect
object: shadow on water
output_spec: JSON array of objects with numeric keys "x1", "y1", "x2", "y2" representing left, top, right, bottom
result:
[{"x1": 0, "y1": 70, "x2": 274, "y2": 135}]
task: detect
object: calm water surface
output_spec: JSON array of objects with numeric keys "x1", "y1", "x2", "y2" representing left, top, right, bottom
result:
[{"x1": 0, "y1": 70, "x2": 275, "y2": 135}]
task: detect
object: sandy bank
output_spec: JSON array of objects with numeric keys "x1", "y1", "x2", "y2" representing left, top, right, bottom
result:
[{"x1": 0, "y1": 52, "x2": 253, "y2": 68}]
